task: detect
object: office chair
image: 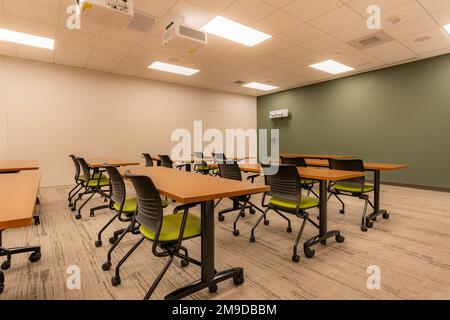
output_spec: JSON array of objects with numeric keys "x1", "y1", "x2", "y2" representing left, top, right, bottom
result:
[
  {"x1": 217, "y1": 161, "x2": 264, "y2": 236},
  {"x1": 280, "y1": 156, "x2": 319, "y2": 198},
  {"x1": 193, "y1": 151, "x2": 212, "y2": 175},
  {"x1": 72, "y1": 157, "x2": 110, "y2": 220},
  {"x1": 142, "y1": 153, "x2": 154, "y2": 167},
  {"x1": 212, "y1": 152, "x2": 227, "y2": 164},
  {"x1": 158, "y1": 154, "x2": 186, "y2": 170},
  {"x1": 68, "y1": 155, "x2": 83, "y2": 208},
  {"x1": 111, "y1": 172, "x2": 201, "y2": 300},
  {"x1": 328, "y1": 159, "x2": 374, "y2": 232},
  {"x1": 250, "y1": 164, "x2": 329, "y2": 262}
]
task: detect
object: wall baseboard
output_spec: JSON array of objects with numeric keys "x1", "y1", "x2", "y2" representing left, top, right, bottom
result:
[{"x1": 372, "y1": 180, "x2": 450, "y2": 193}]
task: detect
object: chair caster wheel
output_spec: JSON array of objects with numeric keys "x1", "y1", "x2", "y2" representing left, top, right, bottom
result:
[
  {"x1": 361, "y1": 225, "x2": 368, "y2": 232},
  {"x1": 249, "y1": 208, "x2": 256, "y2": 214},
  {"x1": 0, "y1": 284, "x2": 4, "y2": 294},
  {"x1": 111, "y1": 276, "x2": 121, "y2": 286},
  {"x1": 371, "y1": 216, "x2": 377, "y2": 221},
  {"x1": 249, "y1": 235, "x2": 256, "y2": 243},
  {"x1": 209, "y1": 283, "x2": 218, "y2": 293},
  {"x1": 335, "y1": 235, "x2": 345, "y2": 243},
  {"x1": 95, "y1": 240, "x2": 102, "y2": 248},
  {"x1": 71, "y1": 207, "x2": 76, "y2": 212},
  {"x1": 383, "y1": 212, "x2": 390, "y2": 219},
  {"x1": 233, "y1": 229, "x2": 240, "y2": 237},
  {"x1": 218, "y1": 215, "x2": 225, "y2": 222},
  {"x1": 287, "y1": 227, "x2": 292, "y2": 233},
  {"x1": 109, "y1": 237, "x2": 116, "y2": 245},
  {"x1": 304, "y1": 248, "x2": 315, "y2": 259},
  {"x1": 264, "y1": 220, "x2": 270, "y2": 226},
  {"x1": 339, "y1": 209, "x2": 345, "y2": 214},
  {"x1": 75, "y1": 214, "x2": 81, "y2": 220},
  {"x1": 102, "y1": 262, "x2": 111, "y2": 271},
  {"x1": 29, "y1": 252, "x2": 41, "y2": 263},
  {"x1": 180, "y1": 260, "x2": 189, "y2": 268},
  {"x1": 1, "y1": 260, "x2": 11, "y2": 270},
  {"x1": 292, "y1": 255, "x2": 300, "y2": 263},
  {"x1": 240, "y1": 212, "x2": 246, "y2": 218},
  {"x1": 366, "y1": 221, "x2": 374, "y2": 229},
  {"x1": 233, "y1": 274, "x2": 244, "y2": 285}
]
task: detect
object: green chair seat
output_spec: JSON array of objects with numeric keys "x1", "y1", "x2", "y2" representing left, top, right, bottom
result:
[
  {"x1": 161, "y1": 197, "x2": 169, "y2": 208},
  {"x1": 270, "y1": 196, "x2": 320, "y2": 210},
  {"x1": 78, "y1": 173, "x2": 104, "y2": 182},
  {"x1": 139, "y1": 213, "x2": 201, "y2": 242},
  {"x1": 301, "y1": 179, "x2": 315, "y2": 185},
  {"x1": 114, "y1": 198, "x2": 137, "y2": 213},
  {"x1": 197, "y1": 165, "x2": 211, "y2": 171},
  {"x1": 333, "y1": 184, "x2": 374, "y2": 193},
  {"x1": 87, "y1": 178, "x2": 110, "y2": 187}
]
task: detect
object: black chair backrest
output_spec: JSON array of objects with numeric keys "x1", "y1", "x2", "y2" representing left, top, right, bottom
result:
[
  {"x1": 280, "y1": 156, "x2": 307, "y2": 167},
  {"x1": 158, "y1": 155, "x2": 173, "y2": 168},
  {"x1": 194, "y1": 151, "x2": 207, "y2": 165},
  {"x1": 262, "y1": 164, "x2": 301, "y2": 204},
  {"x1": 212, "y1": 152, "x2": 227, "y2": 164},
  {"x1": 142, "y1": 153, "x2": 153, "y2": 167},
  {"x1": 218, "y1": 161, "x2": 242, "y2": 181},
  {"x1": 125, "y1": 172, "x2": 164, "y2": 241},
  {"x1": 104, "y1": 165, "x2": 126, "y2": 208},
  {"x1": 328, "y1": 159, "x2": 365, "y2": 190},
  {"x1": 76, "y1": 157, "x2": 92, "y2": 182},
  {"x1": 69, "y1": 154, "x2": 80, "y2": 180}
]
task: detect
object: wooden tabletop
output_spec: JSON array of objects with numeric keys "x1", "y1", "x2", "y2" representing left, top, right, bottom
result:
[
  {"x1": 0, "y1": 160, "x2": 39, "y2": 173},
  {"x1": 237, "y1": 164, "x2": 365, "y2": 181},
  {"x1": 0, "y1": 170, "x2": 41, "y2": 230},
  {"x1": 305, "y1": 159, "x2": 409, "y2": 171},
  {"x1": 123, "y1": 166, "x2": 270, "y2": 204},
  {"x1": 86, "y1": 158, "x2": 140, "y2": 168},
  {"x1": 281, "y1": 154, "x2": 353, "y2": 160}
]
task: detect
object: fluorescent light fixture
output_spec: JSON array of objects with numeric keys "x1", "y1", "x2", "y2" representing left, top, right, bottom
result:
[
  {"x1": 201, "y1": 16, "x2": 271, "y2": 47},
  {"x1": 243, "y1": 82, "x2": 279, "y2": 91},
  {"x1": 444, "y1": 24, "x2": 450, "y2": 35},
  {"x1": 310, "y1": 59, "x2": 354, "y2": 75},
  {"x1": 148, "y1": 61, "x2": 199, "y2": 76},
  {"x1": 0, "y1": 28, "x2": 54, "y2": 50}
]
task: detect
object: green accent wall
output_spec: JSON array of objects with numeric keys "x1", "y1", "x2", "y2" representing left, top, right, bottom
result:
[{"x1": 257, "y1": 54, "x2": 450, "y2": 189}]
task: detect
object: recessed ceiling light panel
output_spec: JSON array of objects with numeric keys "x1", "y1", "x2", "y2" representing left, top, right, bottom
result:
[
  {"x1": 148, "y1": 61, "x2": 199, "y2": 76},
  {"x1": 201, "y1": 16, "x2": 271, "y2": 47},
  {"x1": 0, "y1": 28, "x2": 54, "y2": 50},
  {"x1": 310, "y1": 60, "x2": 354, "y2": 75},
  {"x1": 243, "y1": 82, "x2": 279, "y2": 91}
]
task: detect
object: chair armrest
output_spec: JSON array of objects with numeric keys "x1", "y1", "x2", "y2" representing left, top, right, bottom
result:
[{"x1": 247, "y1": 174, "x2": 260, "y2": 183}]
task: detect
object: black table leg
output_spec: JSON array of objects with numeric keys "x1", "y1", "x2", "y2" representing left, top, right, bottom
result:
[
  {"x1": 366, "y1": 170, "x2": 389, "y2": 222},
  {"x1": 186, "y1": 164, "x2": 191, "y2": 172},
  {"x1": 303, "y1": 180, "x2": 345, "y2": 258},
  {"x1": 164, "y1": 200, "x2": 244, "y2": 300}
]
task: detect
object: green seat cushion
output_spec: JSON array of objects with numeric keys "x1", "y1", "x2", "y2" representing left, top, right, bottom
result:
[
  {"x1": 161, "y1": 197, "x2": 169, "y2": 208},
  {"x1": 270, "y1": 196, "x2": 320, "y2": 210},
  {"x1": 87, "y1": 178, "x2": 110, "y2": 187},
  {"x1": 333, "y1": 184, "x2": 374, "y2": 193},
  {"x1": 114, "y1": 198, "x2": 137, "y2": 213},
  {"x1": 78, "y1": 173, "x2": 104, "y2": 181},
  {"x1": 197, "y1": 165, "x2": 211, "y2": 171},
  {"x1": 139, "y1": 213, "x2": 201, "y2": 242},
  {"x1": 301, "y1": 179, "x2": 315, "y2": 185}
]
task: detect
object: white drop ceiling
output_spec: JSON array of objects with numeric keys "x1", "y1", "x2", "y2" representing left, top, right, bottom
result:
[{"x1": 0, "y1": 0, "x2": 449, "y2": 96}]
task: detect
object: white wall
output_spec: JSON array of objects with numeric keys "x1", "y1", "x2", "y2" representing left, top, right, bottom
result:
[{"x1": 0, "y1": 57, "x2": 257, "y2": 187}]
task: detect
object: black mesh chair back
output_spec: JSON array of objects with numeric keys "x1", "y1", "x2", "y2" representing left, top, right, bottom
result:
[
  {"x1": 124, "y1": 172, "x2": 164, "y2": 241},
  {"x1": 212, "y1": 152, "x2": 227, "y2": 164},
  {"x1": 218, "y1": 161, "x2": 242, "y2": 181},
  {"x1": 142, "y1": 153, "x2": 153, "y2": 167},
  {"x1": 280, "y1": 156, "x2": 307, "y2": 167},
  {"x1": 194, "y1": 151, "x2": 207, "y2": 165},
  {"x1": 104, "y1": 165, "x2": 126, "y2": 208},
  {"x1": 262, "y1": 164, "x2": 301, "y2": 204},
  {"x1": 158, "y1": 155, "x2": 173, "y2": 168},
  {"x1": 329, "y1": 159, "x2": 365, "y2": 191},
  {"x1": 69, "y1": 154, "x2": 81, "y2": 180},
  {"x1": 76, "y1": 157, "x2": 92, "y2": 183}
]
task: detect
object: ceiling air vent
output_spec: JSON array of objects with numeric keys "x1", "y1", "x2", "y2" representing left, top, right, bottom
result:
[
  {"x1": 348, "y1": 31, "x2": 394, "y2": 50},
  {"x1": 127, "y1": 11, "x2": 158, "y2": 33}
]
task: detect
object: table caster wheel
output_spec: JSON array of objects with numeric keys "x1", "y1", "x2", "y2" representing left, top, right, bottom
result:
[
  {"x1": 335, "y1": 235, "x2": 345, "y2": 243},
  {"x1": 29, "y1": 252, "x2": 41, "y2": 263},
  {"x1": 292, "y1": 255, "x2": 300, "y2": 263},
  {"x1": 249, "y1": 208, "x2": 256, "y2": 214},
  {"x1": 1, "y1": 261, "x2": 11, "y2": 271},
  {"x1": 366, "y1": 220, "x2": 374, "y2": 229},
  {"x1": 218, "y1": 215, "x2": 225, "y2": 222},
  {"x1": 233, "y1": 274, "x2": 244, "y2": 285},
  {"x1": 240, "y1": 212, "x2": 246, "y2": 218},
  {"x1": 109, "y1": 237, "x2": 116, "y2": 245},
  {"x1": 71, "y1": 207, "x2": 76, "y2": 212},
  {"x1": 383, "y1": 212, "x2": 390, "y2": 220},
  {"x1": 371, "y1": 216, "x2": 377, "y2": 221},
  {"x1": 180, "y1": 259, "x2": 189, "y2": 268},
  {"x1": 209, "y1": 283, "x2": 218, "y2": 293},
  {"x1": 361, "y1": 225, "x2": 368, "y2": 232},
  {"x1": 75, "y1": 214, "x2": 82, "y2": 220},
  {"x1": 264, "y1": 220, "x2": 270, "y2": 226},
  {"x1": 111, "y1": 276, "x2": 121, "y2": 286},
  {"x1": 339, "y1": 209, "x2": 345, "y2": 214},
  {"x1": 304, "y1": 248, "x2": 315, "y2": 259},
  {"x1": 102, "y1": 262, "x2": 111, "y2": 271},
  {"x1": 233, "y1": 229, "x2": 240, "y2": 237},
  {"x1": 287, "y1": 226, "x2": 292, "y2": 233},
  {"x1": 249, "y1": 235, "x2": 256, "y2": 243},
  {"x1": 95, "y1": 240, "x2": 102, "y2": 248}
]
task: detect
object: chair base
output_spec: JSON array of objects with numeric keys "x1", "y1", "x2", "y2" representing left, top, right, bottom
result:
[{"x1": 303, "y1": 230, "x2": 344, "y2": 259}]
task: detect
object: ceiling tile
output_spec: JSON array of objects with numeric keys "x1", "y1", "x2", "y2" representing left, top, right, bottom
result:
[
  {"x1": 90, "y1": 48, "x2": 126, "y2": 63},
  {"x1": 252, "y1": 10, "x2": 302, "y2": 35},
  {"x1": 184, "y1": 0, "x2": 236, "y2": 13},
  {"x1": 262, "y1": 0, "x2": 296, "y2": 8},
  {"x1": 101, "y1": 27, "x2": 147, "y2": 45},
  {"x1": 85, "y1": 58, "x2": 118, "y2": 73},
  {"x1": 278, "y1": 23, "x2": 324, "y2": 44},
  {"x1": 384, "y1": 15, "x2": 440, "y2": 39},
  {"x1": 346, "y1": 0, "x2": 410, "y2": 16},
  {"x1": 56, "y1": 27, "x2": 99, "y2": 47},
  {"x1": 133, "y1": 0, "x2": 178, "y2": 17},
  {"x1": 54, "y1": 52, "x2": 88, "y2": 68},
  {"x1": 283, "y1": 0, "x2": 342, "y2": 21},
  {"x1": 221, "y1": 0, "x2": 277, "y2": 25},
  {"x1": 254, "y1": 37, "x2": 294, "y2": 54},
  {"x1": 310, "y1": 6, "x2": 363, "y2": 33},
  {"x1": 330, "y1": 19, "x2": 379, "y2": 42},
  {"x1": 3, "y1": 0, "x2": 59, "y2": 25},
  {"x1": 398, "y1": 28, "x2": 450, "y2": 54},
  {"x1": 113, "y1": 63, "x2": 145, "y2": 77},
  {"x1": 418, "y1": 0, "x2": 450, "y2": 13},
  {"x1": 55, "y1": 41, "x2": 93, "y2": 57},
  {"x1": 363, "y1": 40, "x2": 417, "y2": 63},
  {"x1": 302, "y1": 34, "x2": 343, "y2": 52},
  {"x1": 96, "y1": 38, "x2": 133, "y2": 55}
]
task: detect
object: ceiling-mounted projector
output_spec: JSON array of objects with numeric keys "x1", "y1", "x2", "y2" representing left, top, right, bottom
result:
[
  {"x1": 77, "y1": 0, "x2": 134, "y2": 29},
  {"x1": 163, "y1": 22, "x2": 207, "y2": 54}
]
